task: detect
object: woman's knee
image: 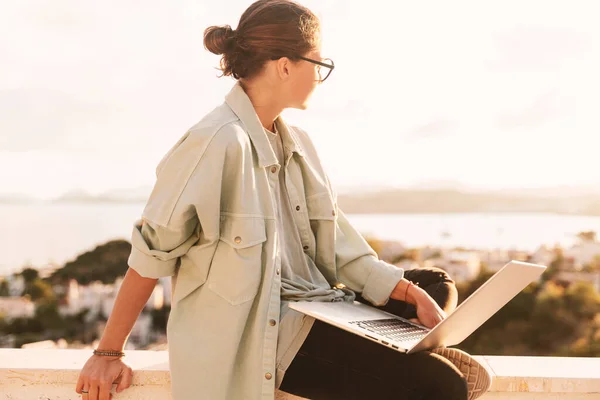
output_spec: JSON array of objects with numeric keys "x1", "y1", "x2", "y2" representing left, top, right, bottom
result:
[
  {"x1": 427, "y1": 267, "x2": 455, "y2": 284},
  {"x1": 405, "y1": 266, "x2": 455, "y2": 287}
]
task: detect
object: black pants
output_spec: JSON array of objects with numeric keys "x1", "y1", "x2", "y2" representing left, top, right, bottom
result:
[{"x1": 279, "y1": 267, "x2": 467, "y2": 400}]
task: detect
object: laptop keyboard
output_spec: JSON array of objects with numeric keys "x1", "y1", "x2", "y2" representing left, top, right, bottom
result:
[{"x1": 348, "y1": 318, "x2": 429, "y2": 342}]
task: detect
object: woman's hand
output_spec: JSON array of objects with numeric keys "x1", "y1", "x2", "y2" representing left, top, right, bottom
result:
[
  {"x1": 412, "y1": 292, "x2": 447, "y2": 329},
  {"x1": 390, "y1": 279, "x2": 447, "y2": 329},
  {"x1": 75, "y1": 355, "x2": 133, "y2": 399}
]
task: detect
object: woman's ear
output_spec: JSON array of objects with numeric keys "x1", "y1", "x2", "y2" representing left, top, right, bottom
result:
[{"x1": 276, "y1": 57, "x2": 292, "y2": 80}]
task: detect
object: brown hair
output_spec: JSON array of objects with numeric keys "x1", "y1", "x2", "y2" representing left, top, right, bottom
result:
[{"x1": 203, "y1": 0, "x2": 320, "y2": 79}]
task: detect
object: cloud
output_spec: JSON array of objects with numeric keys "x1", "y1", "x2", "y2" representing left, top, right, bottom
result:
[
  {"x1": 489, "y1": 26, "x2": 588, "y2": 70},
  {"x1": 407, "y1": 119, "x2": 457, "y2": 139},
  {"x1": 498, "y1": 92, "x2": 560, "y2": 129},
  {"x1": 0, "y1": 87, "x2": 135, "y2": 152}
]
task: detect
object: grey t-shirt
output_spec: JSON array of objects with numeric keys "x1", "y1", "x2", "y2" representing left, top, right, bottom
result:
[{"x1": 264, "y1": 123, "x2": 354, "y2": 310}]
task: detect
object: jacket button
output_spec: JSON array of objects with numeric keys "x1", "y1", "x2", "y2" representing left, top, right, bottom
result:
[
  {"x1": 303, "y1": 245, "x2": 309, "y2": 250},
  {"x1": 332, "y1": 210, "x2": 336, "y2": 216},
  {"x1": 234, "y1": 236, "x2": 242, "y2": 244},
  {"x1": 276, "y1": 268, "x2": 280, "y2": 275},
  {"x1": 269, "y1": 319, "x2": 276, "y2": 326},
  {"x1": 296, "y1": 205, "x2": 301, "y2": 211},
  {"x1": 271, "y1": 166, "x2": 277, "y2": 173},
  {"x1": 265, "y1": 372, "x2": 272, "y2": 380}
]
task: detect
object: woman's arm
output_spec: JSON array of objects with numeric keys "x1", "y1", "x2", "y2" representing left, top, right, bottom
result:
[
  {"x1": 96, "y1": 267, "x2": 158, "y2": 351},
  {"x1": 75, "y1": 268, "x2": 158, "y2": 397}
]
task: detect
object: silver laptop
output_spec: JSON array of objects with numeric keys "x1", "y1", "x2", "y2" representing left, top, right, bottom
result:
[{"x1": 289, "y1": 260, "x2": 546, "y2": 354}]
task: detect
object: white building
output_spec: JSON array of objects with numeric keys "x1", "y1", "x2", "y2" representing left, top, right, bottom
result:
[
  {"x1": 5, "y1": 275, "x2": 25, "y2": 297},
  {"x1": 530, "y1": 245, "x2": 556, "y2": 268},
  {"x1": 0, "y1": 297, "x2": 35, "y2": 320},
  {"x1": 59, "y1": 280, "x2": 112, "y2": 319},
  {"x1": 146, "y1": 283, "x2": 165, "y2": 311},
  {"x1": 564, "y1": 240, "x2": 600, "y2": 271},
  {"x1": 63, "y1": 279, "x2": 80, "y2": 315},
  {"x1": 477, "y1": 249, "x2": 511, "y2": 272},
  {"x1": 424, "y1": 250, "x2": 481, "y2": 283},
  {"x1": 93, "y1": 313, "x2": 153, "y2": 349},
  {"x1": 61, "y1": 277, "x2": 167, "y2": 320},
  {"x1": 129, "y1": 312, "x2": 153, "y2": 348}
]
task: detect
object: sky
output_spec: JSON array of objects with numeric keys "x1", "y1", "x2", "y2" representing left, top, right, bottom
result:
[{"x1": 1, "y1": 0, "x2": 599, "y2": 200}]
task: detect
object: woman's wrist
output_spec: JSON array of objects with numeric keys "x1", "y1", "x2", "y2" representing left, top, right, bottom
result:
[
  {"x1": 405, "y1": 284, "x2": 427, "y2": 305},
  {"x1": 391, "y1": 279, "x2": 426, "y2": 305},
  {"x1": 97, "y1": 338, "x2": 125, "y2": 353}
]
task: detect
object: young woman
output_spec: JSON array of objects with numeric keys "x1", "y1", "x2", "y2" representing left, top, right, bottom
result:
[{"x1": 75, "y1": 1, "x2": 492, "y2": 399}]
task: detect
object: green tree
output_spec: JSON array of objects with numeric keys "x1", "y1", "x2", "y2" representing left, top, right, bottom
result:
[
  {"x1": 20, "y1": 268, "x2": 39, "y2": 284},
  {"x1": 50, "y1": 240, "x2": 131, "y2": 285},
  {"x1": 0, "y1": 280, "x2": 9, "y2": 297},
  {"x1": 457, "y1": 278, "x2": 600, "y2": 357},
  {"x1": 541, "y1": 254, "x2": 563, "y2": 284},
  {"x1": 34, "y1": 301, "x2": 63, "y2": 331},
  {"x1": 22, "y1": 279, "x2": 56, "y2": 302}
]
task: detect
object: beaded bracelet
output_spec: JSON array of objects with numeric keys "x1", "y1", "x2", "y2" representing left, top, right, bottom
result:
[{"x1": 93, "y1": 349, "x2": 125, "y2": 357}]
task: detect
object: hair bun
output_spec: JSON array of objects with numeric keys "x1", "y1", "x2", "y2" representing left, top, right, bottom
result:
[
  {"x1": 203, "y1": 0, "x2": 320, "y2": 80},
  {"x1": 203, "y1": 25, "x2": 235, "y2": 55}
]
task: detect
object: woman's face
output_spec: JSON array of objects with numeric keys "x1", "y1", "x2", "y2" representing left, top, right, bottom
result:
[{"x1": 285, "y1": 45, "x2": 322, "y2": 110}]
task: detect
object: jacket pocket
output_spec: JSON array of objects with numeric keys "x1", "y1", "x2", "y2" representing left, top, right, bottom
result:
[{"x1": 207, "y1": 214, "x2": 267, "y2": 306}]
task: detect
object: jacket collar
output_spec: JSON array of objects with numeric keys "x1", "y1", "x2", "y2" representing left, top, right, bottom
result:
[{"x1": 224, "y1": 82, "x2": 305, "y2": 168}]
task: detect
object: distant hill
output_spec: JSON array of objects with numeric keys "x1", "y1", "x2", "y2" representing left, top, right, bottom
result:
[
  {"x1": 336, "y1": 189, "x2": 600, "y2": 216},
  {"x1": 7, "y1": 183, "x2": 600, "y2": 216},
  {"x1": 0, "y1": 193, "x2": 37, "y2": 204},
  {"x1": 49, "y1": 240, "x2": 131, "y2": 285},
  {"x1": 51, "y1": 186, "x2": 151, "y2": 203}
]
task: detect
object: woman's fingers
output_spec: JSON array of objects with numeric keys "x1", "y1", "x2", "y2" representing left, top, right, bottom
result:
[
  {"x1": 98, "y1": 379, "x2": 114, "y2": 400},
  {"x1": 115, "y1": 366, "x2": 134, "y2": 393},
  {"x1": 88, "y1": 382, "x2": 99, "y2": 399},
  {"x1": 79, "y1": 385, "x2": 90, "y2": 398},
  {"x1": 75, "y1": 375, "x2": 86, "y2": 394}
]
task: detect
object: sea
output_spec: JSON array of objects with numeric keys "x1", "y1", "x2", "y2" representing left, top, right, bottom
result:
[{"x1": 3, "y1": 203, "x2": 600, "y2": 275}]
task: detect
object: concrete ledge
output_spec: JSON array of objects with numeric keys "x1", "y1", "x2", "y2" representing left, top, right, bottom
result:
[
  {"x1": 0, "y1": 349, "x2": 171, "y2": 400},
  {"x1": 0, "y1": 349, "x2": 599, "y2": 399},
  {"x1": 483, "y1": 355, "x2": 600, "y2": 395}
]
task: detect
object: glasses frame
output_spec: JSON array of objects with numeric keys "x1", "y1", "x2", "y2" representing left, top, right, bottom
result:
[
  {"x1": 271, "y1": 55, "x2": 335, "y2": 82},
  {"x1": 296, "y1": 55, "x2": 335, "y2": 82}
]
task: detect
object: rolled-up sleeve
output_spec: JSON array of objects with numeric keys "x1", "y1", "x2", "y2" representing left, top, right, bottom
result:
[
  {"x1": 127, "y1": 129, "x2": 207, "y2": 279},
  {"x1": 128, "y1": 216, "x2": 199, "y2": 279},
  {"x1": 335, "y1": 209, "x2": 404, "y2": 306}
]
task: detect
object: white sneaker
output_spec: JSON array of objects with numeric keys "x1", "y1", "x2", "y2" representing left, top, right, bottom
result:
[{"x1": 431, "y1": 347, "x2": 493, "y2": 400}]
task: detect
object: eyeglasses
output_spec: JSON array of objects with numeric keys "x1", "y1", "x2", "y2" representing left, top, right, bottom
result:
[
  {"x1": 271, "y1": 55, "x2": 335, "y2": 83},
  {"x1": 296, "y1": 56, "x2": 335, "y2": 83}
]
